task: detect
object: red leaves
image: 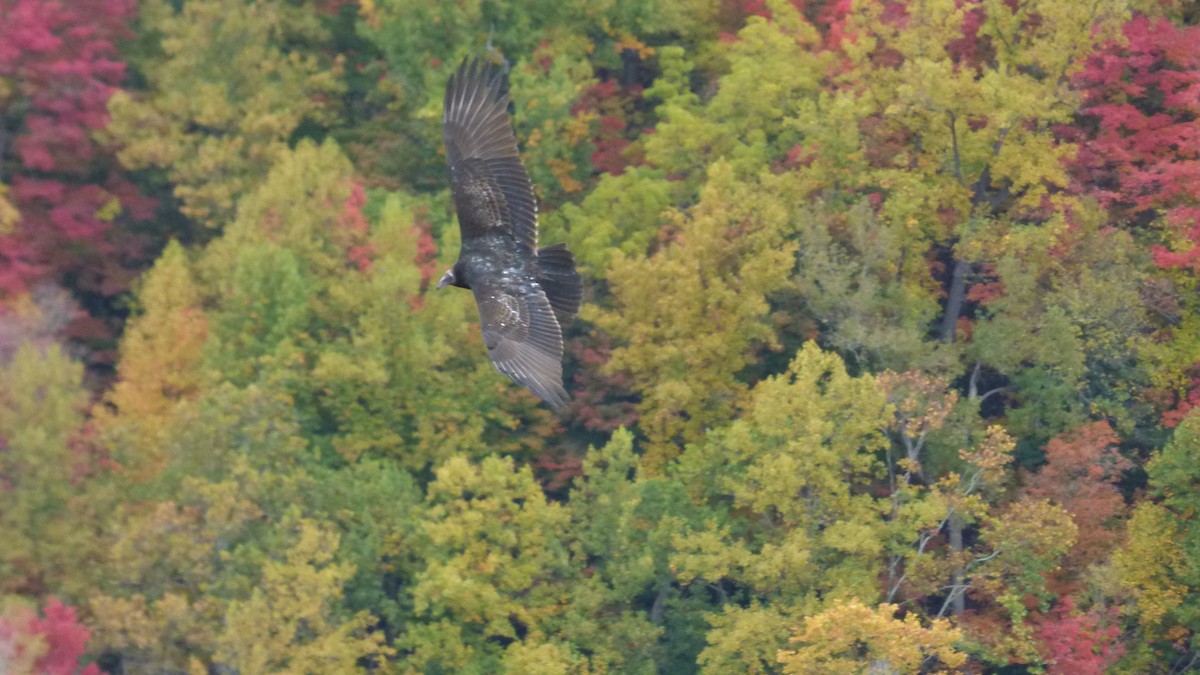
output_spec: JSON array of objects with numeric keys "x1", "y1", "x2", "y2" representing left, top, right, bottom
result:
[
  {"x1": 412, "y1": 224, "x2": 438, "y2": 288},
  {"x1": 1152, "y1": 206, "x2": 1200, "y2": 270},
  {"x1": 0, "y1": 0, "x2": 145, "y2": 300},
  {"x1": 816, "y1": 0, "x2": 854, "y2": 50},
  {"x1": 742, "y1": 0, "x2": 772, "y2": 19},
  {"x1": 338, "y1": 183, "x2": 373, "y2": 272},
  {"x1": 945, "y1": 1, "x2": 993, "y2": 71},
  {"x1": 965, "y1": 264, "x2": 1003, "y2": 307},
  {"x1": 0, "y1": 597, "x2": 99, "y2": 675},
  {"x1": 591, "y1": 115, "x2": 632, "y2": 176},
  {"x1": 28, "y1": 599, "x2": 98, "y2": 675},
  {"x1": 732, "y1": 0, "x2": 853, "y2": 50},
  {"x1": 784, "y1": 143, "x2": 816, "y2": 169},
  {"x1": 563, "y1": 332, "x2": 639, "y2": 433},
  {"x1": 1070, "y1": 15, "x2": 1200, "y2": 269},
  {"x1": 1161, "y1": 368, "x2": 1200, "y2": 428},
  {"x1": 0, "y1": 0, "x2": 132, "y2": 167},
  {"x1": 1034, "y1": 596, "x2": 1124, "y2": 675},
  {"x1": 574, "y1": 79, "x2": 644, "y2": 177},
  {"x1": 533, "y1": 448, "x2": 584, "y2": 494}
]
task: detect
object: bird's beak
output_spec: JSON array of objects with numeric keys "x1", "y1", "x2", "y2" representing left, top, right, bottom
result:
[{"x1": 436, "y1": 271, "x2": 453, "y2": 290}]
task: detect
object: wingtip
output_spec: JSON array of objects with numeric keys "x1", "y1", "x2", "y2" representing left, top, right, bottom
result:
[
  {"x1": 539, "y1": 384, "x2": 571, "y2": 411},
  {"x1": 444, "y1": 54, "x2": 511, "y2": 136},
  {"x1": 515, "y1": 373, "x2": 569, "y2": 410}
]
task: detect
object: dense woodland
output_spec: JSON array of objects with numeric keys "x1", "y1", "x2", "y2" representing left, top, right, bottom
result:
[{"x1": 2, "y1": 0, "x2": 1200, "y2": 672}]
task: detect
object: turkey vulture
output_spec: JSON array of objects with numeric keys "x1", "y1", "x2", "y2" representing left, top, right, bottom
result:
[{"x1": 437, "y1": 57, "x2": 582, "y2": 409}]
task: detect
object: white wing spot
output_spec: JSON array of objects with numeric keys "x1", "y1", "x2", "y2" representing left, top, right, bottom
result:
[{"x1": 497, "y1": 295, "x2": 521, "y2": 326}]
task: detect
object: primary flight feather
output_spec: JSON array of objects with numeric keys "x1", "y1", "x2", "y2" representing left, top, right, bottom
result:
[{"x1": 437, "y1": 57, "x2": 583, "y2": 409}]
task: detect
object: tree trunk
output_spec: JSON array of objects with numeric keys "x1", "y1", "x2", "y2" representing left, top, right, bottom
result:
[
  {"x1": 940, "y1": 257, "x2": 970, "y2": 343},
  {"x1": 948, "y1": 512, "x2": 966, "y2": 615}
]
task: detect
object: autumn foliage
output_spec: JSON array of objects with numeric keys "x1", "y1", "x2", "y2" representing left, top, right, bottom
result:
[
  {"x1": 0, "y1": 597, "x2": 98, "y2": 675},
  {"x1": 0, "y1": 0, "x2": 150, "y2": 296},
  {"x1": 4, "y1": 0, "x2": 1200, "y2": 672}
]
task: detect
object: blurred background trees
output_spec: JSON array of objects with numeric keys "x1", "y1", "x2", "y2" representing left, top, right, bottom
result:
[{"x1": 3, "y1": 0, "x2": 1200, "y2": 671}]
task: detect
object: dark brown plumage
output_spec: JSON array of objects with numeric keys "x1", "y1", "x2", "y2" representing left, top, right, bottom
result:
[{"x1": 438, "y1": 57, "x2": 582, "y2": 409}]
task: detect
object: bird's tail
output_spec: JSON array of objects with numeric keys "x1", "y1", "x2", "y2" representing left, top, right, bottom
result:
[{"x1": 537, "y1": 243, "x2": 582, "y2": 319}]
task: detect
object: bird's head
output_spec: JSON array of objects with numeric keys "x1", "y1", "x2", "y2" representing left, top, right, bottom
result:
[{"x1": 436, "y1": 269, "x2": 456, "y2": 290}]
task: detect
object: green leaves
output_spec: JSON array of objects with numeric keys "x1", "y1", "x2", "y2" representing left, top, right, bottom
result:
[{"x1": 550, "y1": 166, "x2": 673, "y2": 278}]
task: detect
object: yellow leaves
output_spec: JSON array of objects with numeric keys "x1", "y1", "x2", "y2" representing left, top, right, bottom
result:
[
  {"x1": 699, "y1": 604, "x2": 797, "y2": 674},
  {"x1": 987, "y1": 498, "x2": 1077, "y2": 561},
  {"x1": 217, "y1": 516, "x2": 391, "y2": 673},
  {"x1": 93, "y1": 194, "x2": 121, "y2": 222},
  {"x1": 830, "y1": 0, "x2": 1131, "y2": 247},
  {"x1": 646, "y1": 0, "x2": 826, "y2": 178},
  {"x1": 595, "y1": 162, "x2": 798, "y2": 465},
  {"x1": 0, "y1": 598, "x2": 51, "y2": 674},
  {"x1": 777, "y1": 600, "x2": 966, "y2": 673},
  {"x1": 734, "y1": 342, "x2": 890, "y2": 495},
  {"x1": 670, "y1": 523, "x2": 757, "y2": 585},
  {"x1": 0, "y1": 184, "x2": 19, "y2": 235},
  {"x1": 91, "y1": 438, "x2": 381, "y2": 673},
  {"x1": 208, "y1": 139, "x2": 356, "y2": 281},
  {"x1": 669, "y1": 342, "x2": 895, "y2": 614},
  {"x1": 90, "y1": 589, "x2": 220, "y2": 667},
  {"x1": 412, "y1": 455, "x2": 573, "y2": 661},
  {"x1": 506, "y1": 54, "x2": 595, "y2": 205},
  {"x1": 502, "y1": 641, "x2": 590, "y2": 675},
  {"x1": 1115, "y1": 503, "x2": 1187, "y2": 634},
  {"x1": 960, "y1": 425, "x2": 1016, "y2": 486},
  {"x1": 107, "y1": 0, "x2": 344, "y2": 226},
  {"x1": 357, "y1": 0, "x2": 380, "y2": 29},
  {"x1": 990, "y1": 128, "x2": 1075, "y2": 207},
  {"x1": 613, "y1": 32, "x2": 654, "y2": 60},
  {"x1": 553, "y1": 166, "x2": 674, "y2": 277},
  {"x1": 998, "y1": 0, "x2": 1128, "y2": 78},
  {"x1": 822, "y1": 519, "x2": 885, "y2": 557},
  {"x1": 547, "y1": 157, "x2": 584, "y2": 194}
]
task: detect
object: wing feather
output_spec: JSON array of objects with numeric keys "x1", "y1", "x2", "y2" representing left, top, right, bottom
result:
[
  {"x1": 444, "y1": 58, "x2": 538, "y2": 253},
  {"x1": 472, "y1": 278, "x2": 568, "y2": 409}
]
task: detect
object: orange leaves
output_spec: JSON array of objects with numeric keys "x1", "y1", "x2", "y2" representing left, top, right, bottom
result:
[
  {"x1": 546, "y1": 157, "x2": 585, "y2": 194},
  {"x1": 99, "y1": 242, "x2": 207, "y2": 478},
  {"x1": 879, "y1": 371, "x2": 959, "y2": 444},
  {"x1": 1024, "y1": 421, "x2": 1131, "y2": 568}
]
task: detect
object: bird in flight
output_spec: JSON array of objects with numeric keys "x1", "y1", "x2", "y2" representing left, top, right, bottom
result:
[{"x1": 437, "y1": 57, "x2": 582, "y2": 409}]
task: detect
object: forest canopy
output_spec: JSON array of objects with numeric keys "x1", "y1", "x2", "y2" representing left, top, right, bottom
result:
[{"x1": 3, "y1": 0, "x2": 1200, "y2": 672}]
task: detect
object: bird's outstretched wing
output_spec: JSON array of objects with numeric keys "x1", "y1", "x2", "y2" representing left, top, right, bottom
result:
[
  {"x1": 444, "y1": 58, "x2": 538, "y2": 254},
  {"x1": 471, "y1": 277, "x2": 568, "y2": 409}
]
